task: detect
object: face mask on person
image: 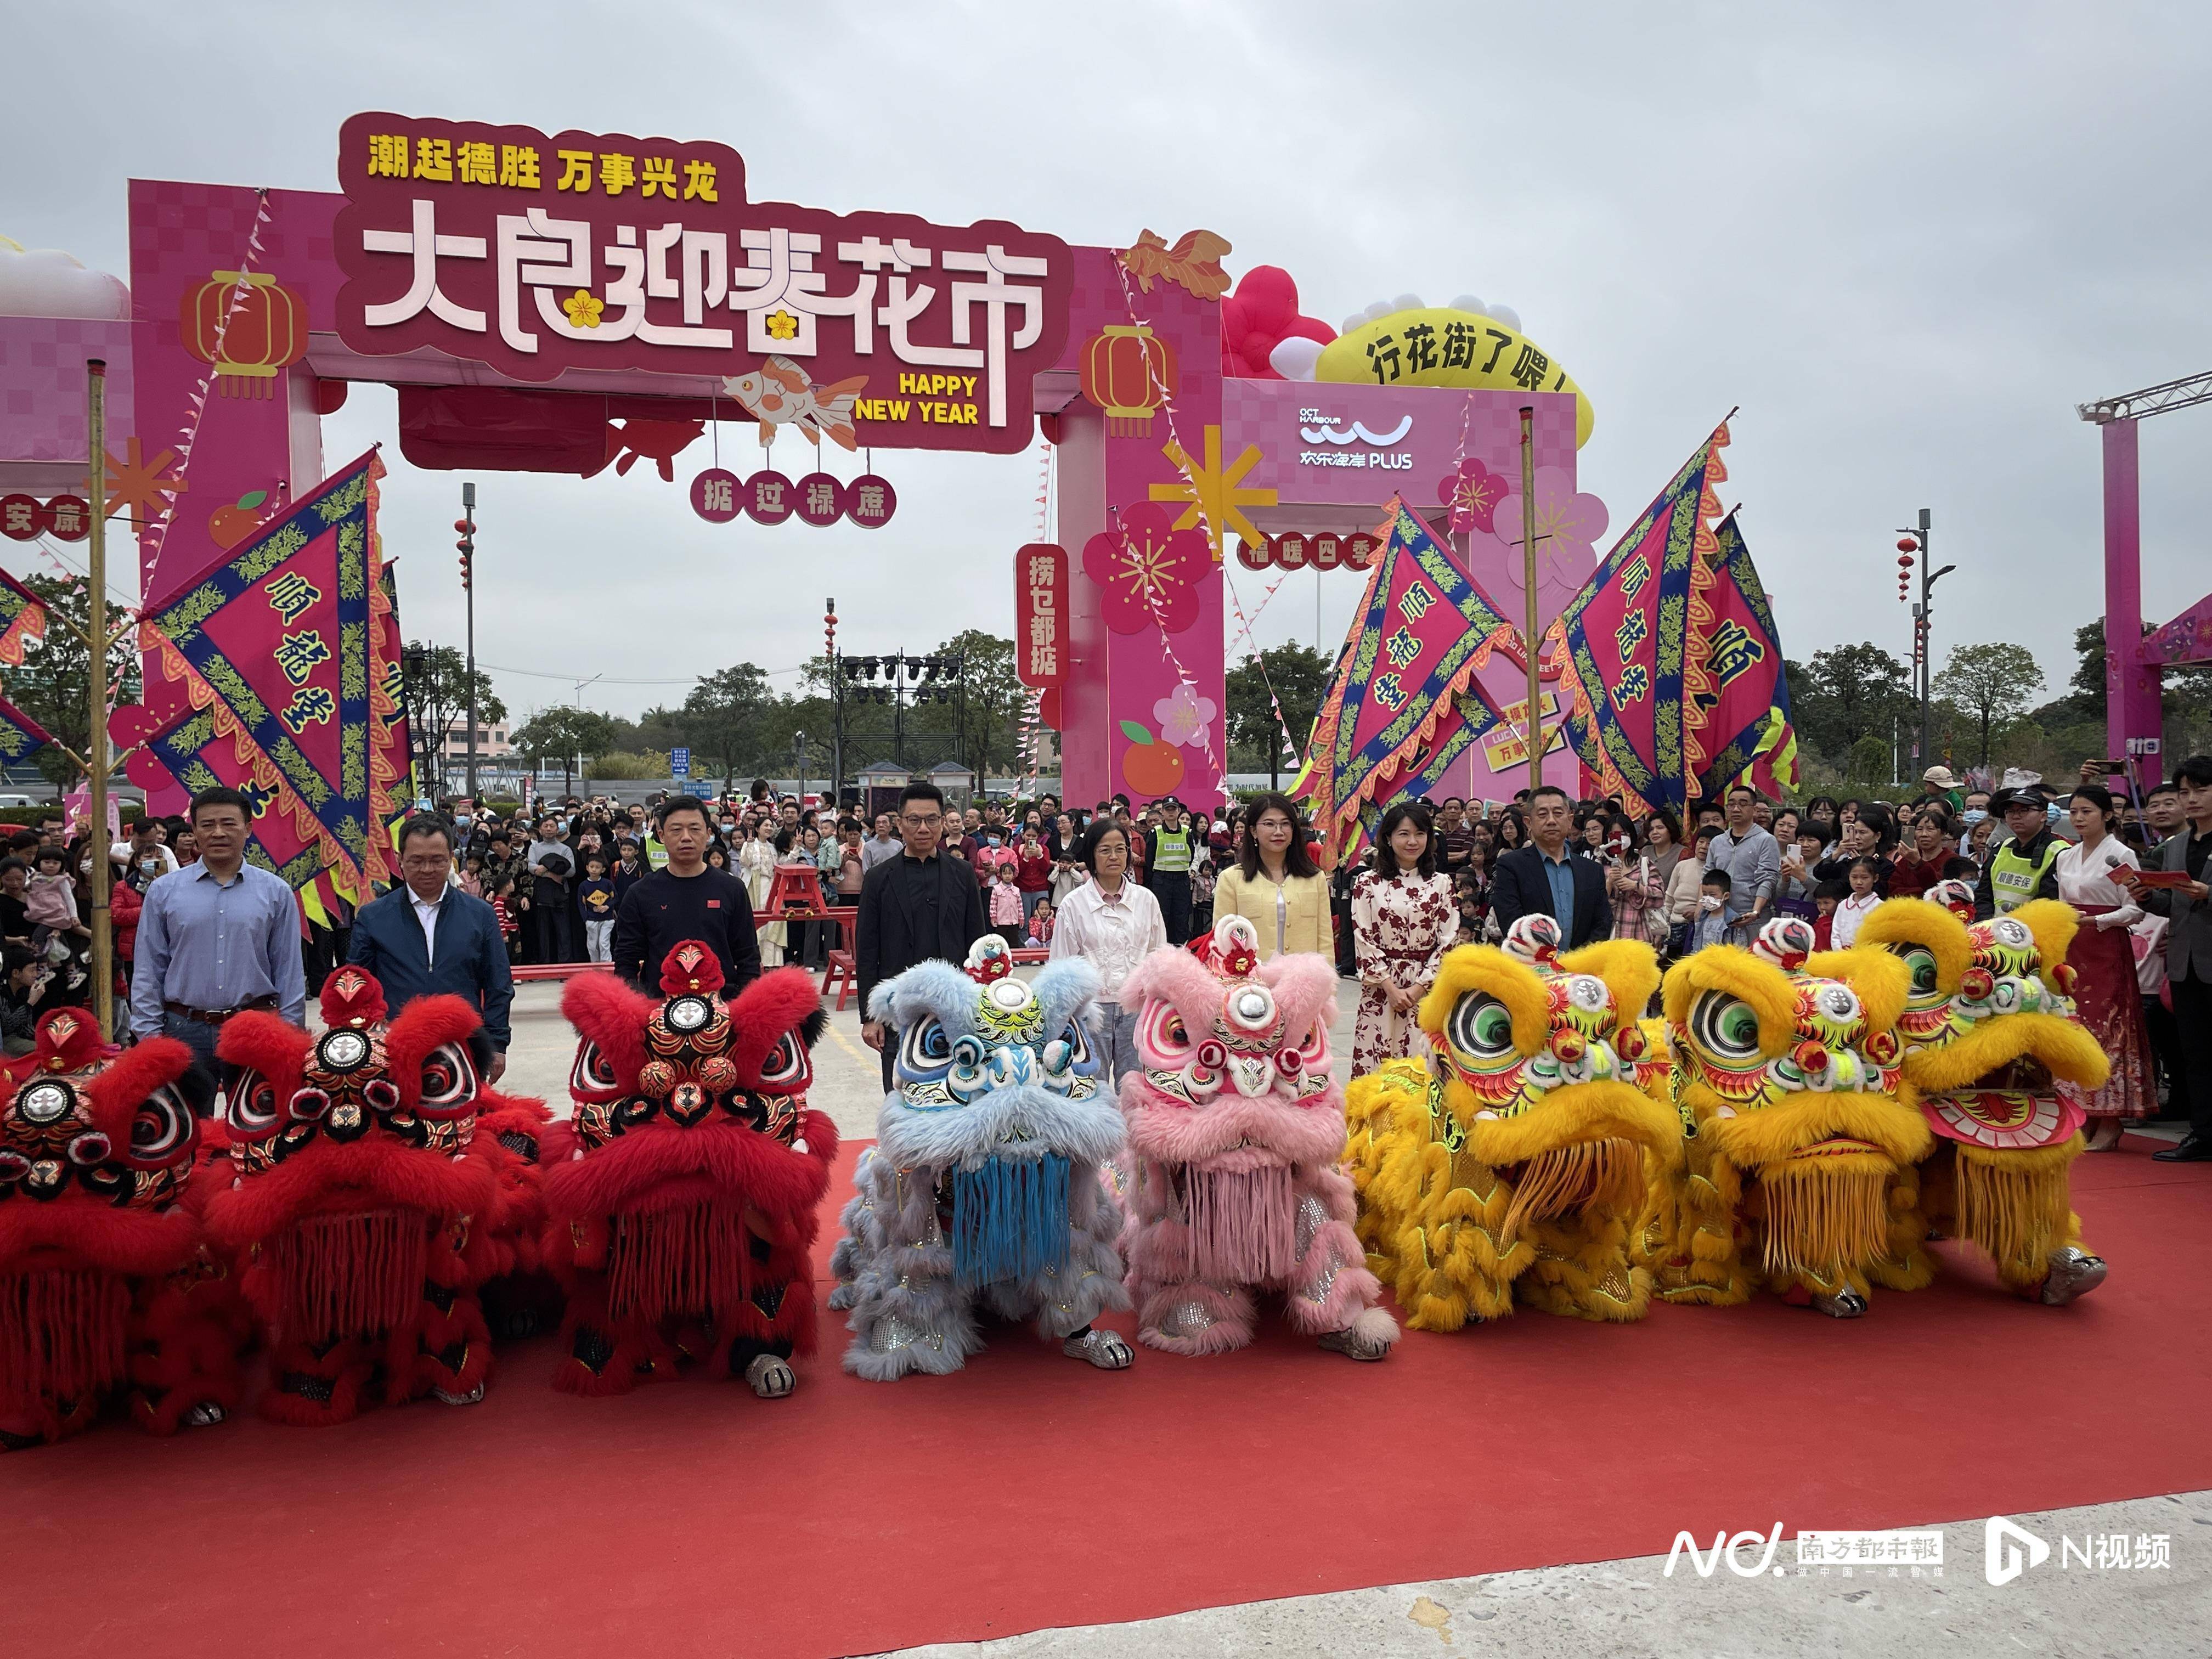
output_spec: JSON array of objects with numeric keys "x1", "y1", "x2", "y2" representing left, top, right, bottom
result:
[
  {"x1": 1700, "y1": 894, "x2": 1723, "y2": 912},
  {"x1": 1961, "y1": 809, "x2": 1986, "y2": 826},
  {"x1": 139, "y1": 857, "x2": 160, "y2": 873}
]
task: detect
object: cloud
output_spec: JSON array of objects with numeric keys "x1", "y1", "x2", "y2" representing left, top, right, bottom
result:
[{"x1": 0, "y1": 244, "x2": 128, "y2": 321}]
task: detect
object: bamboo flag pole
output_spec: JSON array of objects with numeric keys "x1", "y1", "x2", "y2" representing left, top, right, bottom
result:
[
  {"x1": 85, "y1": 359, "x2": 114, "y2": 1040},
  {"x1": 1519, "y1": 406, "x2": 1542, "y2": 786}
]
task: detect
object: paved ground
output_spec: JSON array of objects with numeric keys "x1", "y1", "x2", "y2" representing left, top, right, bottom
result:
[{"x1": 501, "y1": 964, "x2": 2196, "y2": 1659}]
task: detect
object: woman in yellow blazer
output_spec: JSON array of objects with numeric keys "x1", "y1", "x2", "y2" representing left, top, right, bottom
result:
[{"x1": 1211, "y1": 792, "x2": 1333, "y2": 960}]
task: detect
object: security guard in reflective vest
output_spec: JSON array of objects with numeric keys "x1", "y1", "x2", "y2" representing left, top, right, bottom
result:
[
  {"x1": 1146, "y1": 796, "x2": 1197, "y2": 945},
  {"x1": 1976, "y1": 784, "x2": 2063, "y2": 918}
]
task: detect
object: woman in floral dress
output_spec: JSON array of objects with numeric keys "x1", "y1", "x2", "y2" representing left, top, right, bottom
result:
[
  {"x1": 1351, "y1": 801, "x2": 1455, "y2": 1075},
  {"x1": 2056, "y1": 785, "x2": 2153, "y2": 1148}
]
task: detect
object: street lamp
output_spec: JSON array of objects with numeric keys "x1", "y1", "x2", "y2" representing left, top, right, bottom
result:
[{"x1": 1894, "y1": 507, "x2": 1956, "y2": 772}]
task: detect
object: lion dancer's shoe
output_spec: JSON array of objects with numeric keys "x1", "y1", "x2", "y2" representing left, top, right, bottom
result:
[
  {"x1": 1118, "y1": 917, "x2": 1396, "y2": 1361},
  {"x1": 205, "y1": 968, "x2": 541, "y2": 1423},
  {"x1": 545, "y1": 944, "x2": 837, "y2": 1400},
  {"x1": 0, "y1": 1010, "x2": 241, "y2": 1448},
  {"x1": 1641, "y1": 917, "x2": 1928, "y2": 1318},
  {"x1": 1857, "y1": 891, "x2": 2113, "y2": 1307},
  {"x1": 833, "y1": 937, "x2": 1132, "y2": 1379}
]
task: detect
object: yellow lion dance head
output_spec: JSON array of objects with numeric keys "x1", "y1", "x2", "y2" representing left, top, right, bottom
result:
[
  {"x1": 1855, "y1": 888, "x2": 2109, "y2": 1305},
  {"x1": 1647, "y1": 915, "x2": 1928, "y2": 1317},
  {"x1": 1345, "y1": 915, "x2": 1680, "y2": 1330}
]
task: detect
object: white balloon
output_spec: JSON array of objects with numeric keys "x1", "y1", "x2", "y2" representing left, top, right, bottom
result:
[
  {"x1": 1447, "y1": 293, "x2": 1487, "y2": 317},
  {"x1": 1268, "y1": 336, "x2": 1325, "y2": 381},
  {"x1": 1486, "y1": 303, "x2": 1521, "y2": 332},
  {"x1": 1391, "y1": 292, "x2": 1425, "y2": 314},
  {"x1": 1362, "y1": 299, "x2": 1395, "y2": 323},
  {"x1": 1341, "y1": 313, "x2": 1369, "y2": 336}
]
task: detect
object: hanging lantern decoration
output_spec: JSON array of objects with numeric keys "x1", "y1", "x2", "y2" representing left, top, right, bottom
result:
[
  {"x1": 1079, "y1": 324, "x2": 1177, "y2": 437},
  {"x1": 178, "y1": 270, "x2": 308, "y2": 398}
]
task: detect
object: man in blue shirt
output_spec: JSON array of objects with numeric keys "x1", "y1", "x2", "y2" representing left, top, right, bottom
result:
[
  {"x1": 348, "y1": 814, "x2": 513, "y2": 1078},
  {"x1": 1488, "y1": 785, "x2": 1612, "y2": 947},
  {"x1": 128, "y1": 786, "x2": 308, "y2": 1070}
]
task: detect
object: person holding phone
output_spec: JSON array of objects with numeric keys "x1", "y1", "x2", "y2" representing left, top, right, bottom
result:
[{"x1": 2120, "y1": 756, "x2": 2212, "y2": 1163}]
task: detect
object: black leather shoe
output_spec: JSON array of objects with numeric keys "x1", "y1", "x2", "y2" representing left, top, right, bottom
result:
[{"x1": 2152, "y1": 1134, "x2": 2212, "y2": 1163}]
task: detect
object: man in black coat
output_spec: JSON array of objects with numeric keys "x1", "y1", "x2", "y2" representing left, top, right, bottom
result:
[
  {"x1": 857, "y1": 782, "x2": 988, "y2": 1090},
  {"x1": 1488, "y1": 784, "x2": 1613, "y2": 947},
  {"x1": 611, "y1": 795, "x2": 761, "y2": 993}
]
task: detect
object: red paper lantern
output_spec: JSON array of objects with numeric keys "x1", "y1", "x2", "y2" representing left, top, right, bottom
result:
[
  {"x1": 179, "y1": 270, "x2": 308, "y2": 399},
  {"x1": 1079, "y1": 325, "x2": 1177, "y2": 437},
  {"x1": 1896, "y1": 536, "x2": 1918, "y2": 554}
]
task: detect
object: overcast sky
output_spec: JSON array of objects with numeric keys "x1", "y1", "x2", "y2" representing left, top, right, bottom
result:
[{"x1": 8, "y1": 2, "x2": 2208, "y2": 724}]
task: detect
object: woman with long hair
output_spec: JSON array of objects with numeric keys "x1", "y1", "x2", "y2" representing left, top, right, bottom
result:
[
  {"x1": 738, "y1": 816, "x2": 785, "y2": 967},
  {"x1": 1350, "y1": 800, "x2": 1454, "y2": 1072},
  {"x1": 1610, "y1": 812, "x2": 1675, "y2": 945},
  {"x1": 1493, "y1": 809, "x2": 1527, "y2": 853},
  {"x1": 2057, "y1": 785, "x2": 2154, "y2": 1149},
  {"x1": 1212, "y1": 791, "x2": 1331, "y2": 961}
]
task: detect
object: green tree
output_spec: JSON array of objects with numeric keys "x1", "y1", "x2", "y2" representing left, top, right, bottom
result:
[
  {"x1": 404, "y1": 640, "x2": 505, "y2": 787},
  {"x1": 585, "y1": 749, "x2": 671, "y2": 781},
  {"x1": 677, "y1": 662, "x2": 777, "y2": 787},
  {"x1": 3, "y1": 574, "x2": 143, "y2": 786},
  {"x1": 1225, "y1": 644, "x2": 1331, "y2": 786},
  {"x1": 510, "y1": 706, "x2": 617, "y2": 796},
  {"x1": 1790, "y1": 642, "x2": 1911, "y2": 766},
  {"x1": 1933, "y1": 641, "x2": 2044, "y2": 768}
]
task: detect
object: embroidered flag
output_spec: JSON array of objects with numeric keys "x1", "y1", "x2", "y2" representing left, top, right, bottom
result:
[
  {"x1": 1692, "y1": 512, "x2": 1798, "y2": 803},
  {"x1": 1543, "y1": 422, "x2": 1730, "y2": 817},
  {"x1": 0, "y1": 692, "x2": 53, "y2": 767},
  {"x1": 0, "y1": 568, "x2": 47, "y2": 667},
  {"x1": 1294, "y1": 498, "x2": 1517, "y2": 863},
  {"x1": 136, "y1": 449, "x2": 400, "y2": 897}
]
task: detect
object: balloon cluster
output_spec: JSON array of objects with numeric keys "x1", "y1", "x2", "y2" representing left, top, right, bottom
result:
[{"x1": 1220, "y1": 266, "x2": 1336, "y2": 381}]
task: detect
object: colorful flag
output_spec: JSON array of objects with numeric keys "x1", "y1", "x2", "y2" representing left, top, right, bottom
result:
[
  {"x1": 1692, "y1": 512, "x2": 1798, "y2": 802},
  {"x1": 1543, "y1": 422, "x2": 1730, "y2": 817},
  {"x1": 1294, "y1": 498, "x2": 1517, "y2": 861},
  {"x1": 0, "y1": 692, "x2": 53, "y2": 768},
  {"x1": 136, "y1": 449, "x2": 399, "y2": 898},
  {"x1": 0, "y1": 568, "x2": 47, "y2": 667}
]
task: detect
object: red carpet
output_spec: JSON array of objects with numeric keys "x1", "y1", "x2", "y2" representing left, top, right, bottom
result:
[{"x1": 6, "y1": 1136, "x2": 2209, "y2": 1658}]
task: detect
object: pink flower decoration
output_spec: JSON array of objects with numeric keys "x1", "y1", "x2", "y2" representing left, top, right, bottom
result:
[
  {"x1": 1082, "y1": 501, "x2": 1209, "y2": 636},
  {"x1": 1153, "y1": 682, "x2": 1218, "y2": 747},
  {"x1": 1487, "y1": 465, "x2": 1609, "y2": 617},
  {"x1": 1437, "y1": 458, "x2": 1509, "y2": 535}
]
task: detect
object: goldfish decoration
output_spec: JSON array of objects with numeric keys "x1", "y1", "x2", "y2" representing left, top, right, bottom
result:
[
  {"x1": 1119, "y1": 230, "x2": 1233, "y2": 303},
  {"x1": 721, "y1": 357, "x2": 868, "y2": 452},
  {"x1": 583, "y1": 419, "x2": 706, "y2": 483}
]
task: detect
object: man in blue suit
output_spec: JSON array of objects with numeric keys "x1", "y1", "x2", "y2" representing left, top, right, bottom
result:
[
  {"x1": 1488, "y1": 785, "x2": 1613, "y2": 947},
  {"x1": 348, "y1": 814, "x2": 514, "y2": 1080}
]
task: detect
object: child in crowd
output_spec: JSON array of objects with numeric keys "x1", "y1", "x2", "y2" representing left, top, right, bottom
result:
[
  {"x1": 1189, "y1": 857, "x2": 1215, "y2": 934},
  {"x1": 1024, "y1": 900, "x2": 1056, "y2": 950},
  {"x1": 613, "y1": 841, "x2": 647, "y2": 901},
  {"x1": 23, "y1": 845, "x2": 77, "y2": 943},
  {"x1": 987, "y1": 867, "x2": 1025, "y2": 949},
  {"x1": 458, "y1": 854, "x2": 486, "y2": 899},
  {"x1": 577, "y1": 856, "x2": 617, "y2": 963},
  {"x1": 1827, "y1": 857, "x2": 1884, "y2": 949},
  {"x1": 1810, "y1": 878, "x2": 1849, "y2": 951},
  {"x1": 490, "y1": 877, "x2": 521, "y2": 962},
  {"x1": 1689, "y1": 868, "x2": 1733, "y2": 954}
]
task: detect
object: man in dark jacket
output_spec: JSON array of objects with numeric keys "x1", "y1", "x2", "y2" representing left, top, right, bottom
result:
[
  {"x1": 857, "y1": 782, "x2": 988, "y2": 1090},
  {"x1": 1489, "y1": 784, "x2": 1613, "y2": 947},
  {"x1": 611, "y1": 795, "x2": 761, "y2": 993},
  {"x1": 348, "y1": 814, "x2": 514, "y2": 1079}
]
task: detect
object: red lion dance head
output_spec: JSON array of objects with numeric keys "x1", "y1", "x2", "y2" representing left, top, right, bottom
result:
[
  {"x1": 543, "y1": 945, "x2": 837, "y2": 1400},
  {"x1": 206, "y1": 966, "x2": 545, "y2": 1423},
  {"x1": 1, "y1": 1009, "x2": 242, "y2": 1447}
]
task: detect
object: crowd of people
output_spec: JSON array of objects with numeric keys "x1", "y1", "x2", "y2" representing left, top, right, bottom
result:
[{"x1": 7, "y1": 747, "x2": 2207, "y2": 1169}]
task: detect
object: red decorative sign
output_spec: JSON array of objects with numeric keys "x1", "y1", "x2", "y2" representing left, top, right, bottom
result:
[
  {"x1": 794, "y1": 471, "x2": 844, "y2": 527},
  {"x1": 844, "y1": 473, "x2": 896, "y2": 528},
  {"x1": 0, "y1": 495, "x2": 46, "y2": 541},
  {"x1": 1234, "y1": 529, "x2": 1379, "y2": 572},
  {"x1": 745, "y1": 470, "x2": 794, "y2": 525},
  {"x1": 1014, "y1": 542, "x2": 1068, "y2": 687},
  {"x1": 690, "y1": 466, "x2": 743, "y2": 523},
  {"x1": 335, "y1": 114, "x2": 1074, "y2": 455},
  {"x1": 178, "y1": 272, "x2": 308, "y2": 399},
  {"x1": 43, "y1": 496, "x2": 90, "y2": 542}
]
